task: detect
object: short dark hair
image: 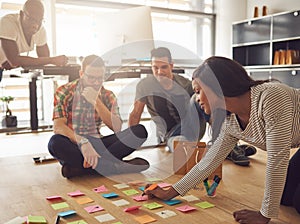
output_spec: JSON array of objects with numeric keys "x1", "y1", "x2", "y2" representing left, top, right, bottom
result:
[
  {"x1": 81, "y1": 55, "x2": 105, "y2": 71},
  {"x1": 151, "y1": 47, "x2": 172, "y2": 63},
  {"x1": 192, "y1": 56, "x2": 268, "y2": 97}
]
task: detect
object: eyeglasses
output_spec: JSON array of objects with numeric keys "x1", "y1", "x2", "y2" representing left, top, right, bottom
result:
[
  {"x1": 23, "y1": 11, "x2": 45, "y2": 25},
  {"x1": 84, "y1": 73, "x2": 104, "y2": 82}
]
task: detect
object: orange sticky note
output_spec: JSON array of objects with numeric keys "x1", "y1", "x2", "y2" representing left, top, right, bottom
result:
[
  {"x1": 75, "y1": 197, "x2": 94, "y2": 205},
  {"x1": 135, "y1": 215, "x2": 156, "y2": 224}
]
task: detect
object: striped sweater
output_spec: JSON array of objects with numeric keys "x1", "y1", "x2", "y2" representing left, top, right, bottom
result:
[{"x1": 173, "y1": 82, "x2": 300, "y2": 218}]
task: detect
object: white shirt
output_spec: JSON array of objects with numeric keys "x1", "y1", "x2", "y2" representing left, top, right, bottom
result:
[
  {"x1": 0, "y1": 13, "x2": 47, "y2": 65},
  {"x1": 173, "y1": 82, "x2": 300, "y2": 218}
]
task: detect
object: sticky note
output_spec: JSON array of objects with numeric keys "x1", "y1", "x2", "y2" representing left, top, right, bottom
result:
[
  {"x1": 163, "y1": 199, "x2": 182, "y2": 206},
  {"x1": 67, "y1": 190, "x2": 85, "y2": 197},
  {"x1": 27, "y1": 215, "x2": 47, "y2": 223},
  {"x1": 51, "y1": 202, "x2": 69, "y2": 210},
  {"x1": 143, "y1": 202, "x2": 163, "y2": 210},
  {"x1": 135, "y1": 215, "x2": 156, "y2": 224},
  {"x1": 123, "y1": 205, "x2": 141, "y2": 212},
  {"x1": 112, "y1": 199, "x2": 130, "y2": 207},
  {"x1": 58, "y1": 210, "x2": 76, "y2": 217},
  {"x1": 181, "y1": 195, "x2": 199, "y2": 202},
  {"x1": 128, "y1": 180, "x2": 146, "y2": 186},
  {"x1": 139, "y1": 186, "x2": 145, "y2": 191},
  {"x1": 176, "y1": 205, "x2": 197, "y2": 213},
  {"x1": 155, "y1": 210, "x2": 177, "y2": 218},
  {"x1": 132, "y1": 195, "x2": 148, "y2": 201},
  {"x1": 122, "y1": 189, "x2": 139, "y2": 196},
  {"x1": 102, "y1": 192, "x2": 119, "y2": 198},
  {"x1": 46, "y1": 195, "x2": 62, "y2": 200},
  {"x1": 93, "y1": 185, "x2": 108, "y2": 193},
  {"x1": 84, "y1": 205, "x2": 104, "y2": 213},
  {"x1": 113, "y1": 183, "x2": 130, "y2": 189},
  {"x1": 112, "y1": 222, "x2": 122, "y2": 224},
  {"x1": 195, "y1": 201, "x2": 215, "y2": 209},
  {"x1": 95, "y1": 214, "x2": 115, "y2": 223},
  {"x1": 75, "y1": 196, "x2": 94, "y2": 205},
  {"x1": 67, "y1": 220, "x2": 88, "y2": 224},
  {"x1": 146, "y1": 177, "x2": 162, "y2": 182}
]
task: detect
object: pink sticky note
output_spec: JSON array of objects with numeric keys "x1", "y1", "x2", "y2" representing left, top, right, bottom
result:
[
  {"x1": 46, "y1": 195, "x2": 62, "y2": 200},
  {"x1": 176, "y1": 205, "x2": 197, "y2": 213},
  {"x1": 67, "y1": 190, "x2": 85, "y2": 197},
  {"x1": 84, "y1": 205, "x2": 104, "y2": 213},
  {"x1": 123, "y1": 205, "x2": 141, "y2": 212},
  {"x1": 132, "y1": 195, "x2": 148, "y2": 201},
  {"x1": 93, "y1": 185, "x2": 108, "y2": 193},
  {"x1": 157, "y1": 183, "x2": 172, "y2": 188}
]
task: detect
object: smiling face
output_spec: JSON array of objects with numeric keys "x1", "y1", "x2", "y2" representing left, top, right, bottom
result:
[
  {"x1": 192, "y1": 78, "x2": 225, "y2": 115},
  {"x1": 151, "y1": 56, "x2": 174, "y2": 89},
  {"x1": 20, "y1": 0, "x2": 44, "y2": 36}
]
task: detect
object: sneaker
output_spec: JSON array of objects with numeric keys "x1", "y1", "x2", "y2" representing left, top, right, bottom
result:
[
  {"x1": 61, "y1": 164, "x2": 98, "y2": 179},
  {"x1": 226, "y1": 145, "x2": 250, "y2": 166},
  {"x1": 238, "y1": 144, "x2": 257, "y2": 157}
]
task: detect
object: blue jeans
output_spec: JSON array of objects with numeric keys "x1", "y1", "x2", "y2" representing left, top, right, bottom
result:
[{"x1": 166, "y1": 98, "x2": 209, "y2": 151}]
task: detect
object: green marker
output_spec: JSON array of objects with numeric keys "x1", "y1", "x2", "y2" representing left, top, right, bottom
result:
[{"x1": 203, "y1": 178, "x2": 210, "y2": 194}]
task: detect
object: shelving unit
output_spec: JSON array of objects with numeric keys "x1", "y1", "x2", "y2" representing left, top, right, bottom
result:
[{"x1": 232, "y1": 10, "x2": 300, "y2": 88}]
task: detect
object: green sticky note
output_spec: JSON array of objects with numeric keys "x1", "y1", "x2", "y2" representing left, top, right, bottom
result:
[
  {"x1": 195, "y1": 201, "x2": 215, "y2": 209},
  {"x1": 143, "y1": 202, "x2": 163, "y2": 210},
  {"x1": 28, "y1": 215, "x2": 47, "y2": 223},
  {"x1": 67, "y1": 220, "x2": 88, "y2": 224},
  {"x1": 112, "y1": 222, "x2": 123, "y2": 224},
  {"x1": 122, "y1": 189, "x2": 139, "y2": 196},
  {"x1": 51, "y1": 201, "x2": 69, "y2": 210}
]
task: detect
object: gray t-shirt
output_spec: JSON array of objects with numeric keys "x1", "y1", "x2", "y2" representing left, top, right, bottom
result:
[{"x1": 135, "y1": 74, "x2": 193, "y2": 141}]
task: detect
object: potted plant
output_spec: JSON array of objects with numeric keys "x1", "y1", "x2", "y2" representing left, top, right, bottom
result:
[{"x1": 1, "y1": 96, "x2": 17, "y2": 127}]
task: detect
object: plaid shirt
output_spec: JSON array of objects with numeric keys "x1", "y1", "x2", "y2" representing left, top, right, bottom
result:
[{"x1": 53, "y1": 79, "x2": 121, "y2": 136}]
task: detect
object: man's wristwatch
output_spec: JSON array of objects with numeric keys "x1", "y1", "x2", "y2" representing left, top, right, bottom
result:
[{"x1": 78, "y1": 137, "x2": 89, "y2": 149}]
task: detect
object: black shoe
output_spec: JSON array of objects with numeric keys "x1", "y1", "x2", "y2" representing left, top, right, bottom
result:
[
  {"x1": 119, "y1": 157, "x2": 150, "y2": 173},
  {"x1": 61, "y1": 165, "x2": 98, "y2": 179},
  {"x1": 238, "y1": 144, "x2": 257, "y2": 157},
  {"x1": 226, "y1": 145, "x2": 250, "y2": 166}
]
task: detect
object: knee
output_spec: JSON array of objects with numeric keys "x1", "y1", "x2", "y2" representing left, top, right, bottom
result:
[
  {"x1": 132, "y1": 124, "x2": 148, "y2": 139},
  {"x1": 48, "y1": 134, "x2": 65, "y2": 154}
]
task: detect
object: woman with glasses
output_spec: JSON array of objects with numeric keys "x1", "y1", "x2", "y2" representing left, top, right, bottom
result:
[{"x1": 0, "y1": 0, "x2": 68, "y2": 81}]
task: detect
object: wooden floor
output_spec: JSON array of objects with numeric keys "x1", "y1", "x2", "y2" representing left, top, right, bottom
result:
[{"x1": 0, "y1": 132, "x2": 299, "y2": 224}]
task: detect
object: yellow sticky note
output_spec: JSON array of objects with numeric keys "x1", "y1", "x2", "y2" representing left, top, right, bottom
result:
[
  {"x1": 143, "y1": 202, "x2": 163, "y2": 210},
  {"x1": 195, "y1": 201, "x2": 215, "y2": 209},
  {"x1": 135, "y1": 215, "x2": 156, "y2": 224},
  {"x1": 75, "y1": 197, "x2": 94, "y2": 205},
  {"x1": 51, "y1": 202, "x2": 69, "y2": 210},
  {"x1": 28, "y1": 215, "x2": 47, "y2": 223},
  {"x1": 122, "y1": 189, "x2": 139, "y2": 196}
]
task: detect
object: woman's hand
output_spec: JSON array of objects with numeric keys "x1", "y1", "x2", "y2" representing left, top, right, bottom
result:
[
  {"x1": 144, "y1": 185, "x2": 179, "y2": 201},
  {"x1": 233, "y1": 209, "x2": 271, "y2": 224},
  {"x1": 80, "y1": 142, "x2": 101, "y2": 169}
]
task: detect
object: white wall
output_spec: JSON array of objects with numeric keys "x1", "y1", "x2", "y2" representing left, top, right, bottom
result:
[
  {"x1": 215, "y1": 0, "x2": 300, "y2": 58},
  {"x1": 214, "y1": 0, "x2": 247, "y2": 57}
]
